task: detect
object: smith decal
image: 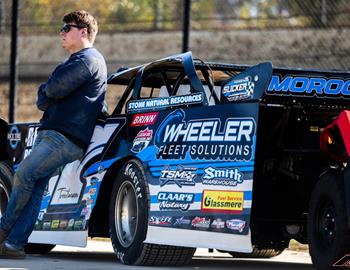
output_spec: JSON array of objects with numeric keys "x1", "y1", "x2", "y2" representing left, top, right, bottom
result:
[{"x1": 202, "y1": 166, "x2": 244, "y2": 187}]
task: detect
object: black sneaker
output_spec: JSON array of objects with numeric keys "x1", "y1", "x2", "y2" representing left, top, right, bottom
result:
[{"x1": 0, "y1": 243, "x2": 26, "y2": 259}]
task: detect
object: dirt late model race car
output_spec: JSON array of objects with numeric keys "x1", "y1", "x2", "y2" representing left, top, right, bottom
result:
[{"x1": 1, "y1": 52, "x2": 350, "y2": 269}]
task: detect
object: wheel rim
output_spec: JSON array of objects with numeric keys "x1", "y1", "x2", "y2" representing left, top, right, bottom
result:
[
  {"x1": 0, "y1": 181, "x2": 9, "y2": 218},
  {"x1": 115, "y1": 181, "x2": 138, "y2": 248},
  {"x1": 316, "y1": 198, "x2": 336, "y2": 249}
]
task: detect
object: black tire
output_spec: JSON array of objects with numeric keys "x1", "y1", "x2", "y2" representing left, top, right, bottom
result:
[
  {"x1": 25, "y1": 243, "x2": 56, "y2": 254},
  {"x1": 228, "y1": 247, "x2": 284, "y2": 258},
  {"x1": 109, "y1": 159, "x2": 195, "y2": 266},
  {"x1": 308, "y1": 170, "x2": 350, "y2": 270},
  {"x1": 0, "y1": 161, "x2": 13, "y2": 219}
]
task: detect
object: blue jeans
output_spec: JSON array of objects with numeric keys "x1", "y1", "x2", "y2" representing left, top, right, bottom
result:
[{"x1": 0, "y1": 130, "x2": 84, "y2": 248}]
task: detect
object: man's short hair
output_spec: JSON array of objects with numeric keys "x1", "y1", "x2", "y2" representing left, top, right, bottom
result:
[{"x1": 63, "y1": 10, "x2": 98, "y2": 44}]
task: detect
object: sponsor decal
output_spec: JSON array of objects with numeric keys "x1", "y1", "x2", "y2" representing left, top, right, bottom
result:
[
  {"x1": 222, "y1": 76, "x2": 256, "y2": 101},
  {"x1": 127, "y1": 93, "x2": 203, "y2": 112},
  {"x1": 157, "y1": 192, "x2": 195, "y2": 211},
  {"x1": 225, "y1": 219, "x2": 246, "y2": 233},
  {"x1": 211, "y1": 218, "x2": 225, "y2": 229},
  {"x1": 267, "y1": 75, "x2": 350, "y2": 98},
  {"x1": 82, "y1": 219, "x2": 87, "y2": 230},
  {"x1": 201, "y1": 190, "x2": 244, "y2": 213},
  {"x1": 34, "y1": 221, "x2": 43, "y2": 230},
  {"x1": 131, "y1": 112, "x2": 158, "y2": 126},
  {"x1": 88, "y1": 188, "x2": 96, "y2": 195},
  {"x1": 131, "y1": 128, "x2": 153, "y2": 153},
  {"x1": 81, "y1": 206, "x2": 90, "y2": 216},
  {"x1": 67, "y1": 219, "x2": 75, "y2": 230},
  {"x1": 202, "y1": 166, "x2": 244, "y2": 187},
  {"x1": 59, "y1": 220, "x2": 68, "y2": 229},
  {"x1": 7, "y1": 125, "x2": 21, "y2": 150},
  {"x1": 51, "y1": 219, "x2": 60, "y2": 229},
  {"x1": 173, "y1": 216, "x2": 191, "y2": 226},
  {"x1": 43, "y1": 221, "x2": 52, "y2": 230},
  {"x1": 155, "y1": 109, "x2": 255, "y2": 160},
  {"x1": 159, "y1": 166, "x2": 196, "y2": 187},
  {"x1": 23, "y1": 126, "x2": 39, "y2": 159},
  {"x1": 73, "y1": 220, "x2": 84, "y2": 230},
  {"x1": 191, "y1": 217, "x2": 210, "y2": 229},
  {"x1": 38, "y1": 211, "x2": 45, "y2": 221},
  {"x1": 149, "y1": 216, "x2": 172, "y2": 226},
  {"x1": 56, "y1": 187, "x2": 79, "y2": 200},
  {"x1": 90, "y1": 177, "x2": 98, "y2": 186}
]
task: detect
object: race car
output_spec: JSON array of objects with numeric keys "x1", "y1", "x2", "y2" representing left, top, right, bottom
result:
[{"x1": 0, "y1": 52, "x2": 350, "y2": 269}]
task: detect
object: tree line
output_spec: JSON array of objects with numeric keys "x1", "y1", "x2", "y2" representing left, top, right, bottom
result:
[{"x1": 1, "y1": 0, "x2": 349, "y2": 33}]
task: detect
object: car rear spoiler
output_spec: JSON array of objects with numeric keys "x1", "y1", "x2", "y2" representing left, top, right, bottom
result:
[{"x1": 108, "y1": 53, "x2": 350, "y2": 107}]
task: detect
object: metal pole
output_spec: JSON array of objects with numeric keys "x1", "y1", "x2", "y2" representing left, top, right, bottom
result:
[
  {"x1": 0, "y1": 0, "x2": 5, "y2": 33},
  {"x1": 182, "y1": 0, "x2": 191, "y2": 53},
  {"x1": 9, "y1": 0, "x2": 19, "y2": 123},
  {"x1": 153, "y1": 0, "x2": 162, "y2": 30},
  {"x1": 321, "y1": 0, "x2": 327, "y2": 26}
]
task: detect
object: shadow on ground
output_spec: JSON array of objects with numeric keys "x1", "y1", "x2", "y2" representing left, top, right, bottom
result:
[{"x1": 41, "y1": 251, "x2": 315, "y2": 269}]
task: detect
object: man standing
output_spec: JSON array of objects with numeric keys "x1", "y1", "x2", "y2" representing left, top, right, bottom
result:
[{"x1": 0, "y1": 10, "x2": 107, "y2": 258}]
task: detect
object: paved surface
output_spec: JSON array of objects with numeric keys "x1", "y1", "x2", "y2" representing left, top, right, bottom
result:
[{"x1": 0, "y1": 240, "x2": 315, "y2": 270}]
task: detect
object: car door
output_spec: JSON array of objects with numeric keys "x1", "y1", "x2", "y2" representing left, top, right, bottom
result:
[{"x1": 123, "y1": 59, "x2": 272, "y2": 252}]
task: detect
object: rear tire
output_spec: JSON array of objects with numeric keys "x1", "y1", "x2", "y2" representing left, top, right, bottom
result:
[
  {"x1": 0, "y1": 161, "x2": 13, "y2": 219},
  {"x1": 109, "y1": 159, "x2": 195, "y2": 266},
  {"x1": 308, "y1": 170, "x2": 350, "y2": 270},
  {"x1": 229, "y1": 247, "x2": 284, "y2": 258}
]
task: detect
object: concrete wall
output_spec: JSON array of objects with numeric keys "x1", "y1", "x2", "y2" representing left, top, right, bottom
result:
[{"x1": 0, "y1": 28, "x2": 349, "y2": 123}]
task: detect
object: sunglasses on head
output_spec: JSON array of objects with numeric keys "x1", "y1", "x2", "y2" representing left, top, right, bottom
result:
[{"x1": 60, "y1": 24, "x2": 86, "y2": 33}]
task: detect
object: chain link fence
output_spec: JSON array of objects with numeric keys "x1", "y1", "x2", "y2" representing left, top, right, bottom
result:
[
  {"x1": 0, "y1": 0, "x2": 349, "y2": 70},
  {"x1": 2, "y1": 0, "x2": 350, "y2": 31}
]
